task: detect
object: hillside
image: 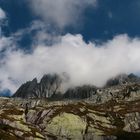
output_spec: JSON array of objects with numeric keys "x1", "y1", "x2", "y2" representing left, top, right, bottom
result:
[{"x1": 0, "y1": 74, "x2": 140, "y2": 139}]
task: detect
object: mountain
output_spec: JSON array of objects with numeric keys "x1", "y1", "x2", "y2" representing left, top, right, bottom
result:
[
  {"x1": 13, "y1": 73, "x2": 140, "y2": 101},
  {"x1": 0, "y1": 89, "x2": 11, "y2": 97},
  {"x1": 13, "y1": 74, "x2": 62, "y2": 99},
  {"x1": 1, "y1": 73, "x2": 140, "y2": 139},
  {"x1": 105, "y1": 73, "x2": 140, "y2": 87},
  {"x1": 63, "y1": 85, "x2": 97, "y2": 99}
]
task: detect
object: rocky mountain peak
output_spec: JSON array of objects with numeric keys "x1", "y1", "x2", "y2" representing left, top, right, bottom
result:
[
  {"x1": 13, "y1": 74, "x2": 63, "y2": 99},
  {"x1": 2, "y1": 73, "x2": 140, "y2": 139},
  {"x1": 105, "y1": 73, "x2": 140, "y2": 87},
  {"x1": 13, "y1": 73, "x2": 140, "y2": 102}
]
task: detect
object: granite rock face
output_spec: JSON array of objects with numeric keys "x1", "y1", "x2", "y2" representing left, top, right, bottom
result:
[
  {"x1": 0, "y1": 97, "x2": 140, "y2": 140},
  {"x1": 13, "y1": 74, "x2": 62, "y2": 99},
  {"x1": 63, "y1": 85, "x2": 97, "y2": 99},
  {"x1": 105, "y1": 73, "x2": 140, "y2": 87},
  {"x1": 6, "y1": 73, "x2": 140, "y2": 139},
  {"x1": 13, "y1": 73, "x2": 140, "y2": 102}
]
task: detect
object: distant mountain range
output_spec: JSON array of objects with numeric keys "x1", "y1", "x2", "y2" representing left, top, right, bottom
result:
[
  {"x1": 1, "y1": 73, "x2": 140, "y2": 139},
  {"x1": 13, "y1": 74, "x2": 62, "y2": 99},
  {"x1": 13, "y1": 73, "x2": 140, "y2": 101},
  {"x1": 0, "y1": 89, "x2": 11, "y2": 97}
]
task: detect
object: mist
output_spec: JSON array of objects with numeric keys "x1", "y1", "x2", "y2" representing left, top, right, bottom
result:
[
  {"x1": 0, "y1": 6, "x2": 140, "y2": 94},
  {"x1": 1, "y1": 33, "x2": 140, "y2": 94},
  {"x1": 29, "y1": 0, "x2": 97, "y2": 28}
]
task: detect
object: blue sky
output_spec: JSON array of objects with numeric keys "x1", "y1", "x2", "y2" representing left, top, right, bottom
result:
[
  {"x1": 1, "y1": 0, "x2": 140, "y2": 42},
  {"x1": 0, "y1": 0, "x2": 140, "y2": 95}
]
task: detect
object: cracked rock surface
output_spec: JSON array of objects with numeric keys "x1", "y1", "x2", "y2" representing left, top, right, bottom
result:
[{"x1": 0, "y1": 97, "x2": 140, "y2": 140}]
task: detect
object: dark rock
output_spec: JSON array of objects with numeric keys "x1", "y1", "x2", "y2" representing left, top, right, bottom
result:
[
  {"x1": 13, "y1": 78, "x2": 38, "y2": 98},
  {"x1": 105, "y1": 74, "x2": 140, "y2": 87},
  {"x1": 63, "y1": 85, "x2": 97, "y2": 99},
  {"x1": 13, "y1": 74, "x2": 62, "y2": 99},
  {"x1": 13, "y1": 73, "x2": 140, "y2": 102}
]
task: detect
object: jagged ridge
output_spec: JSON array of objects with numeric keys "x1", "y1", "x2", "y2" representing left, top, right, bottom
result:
[
  {"x1": 13, "y1": 74, "x2": 62, "y2": 99},
  {"x1": 13, "y1": 73, "x2": 140, "y2": 101}
]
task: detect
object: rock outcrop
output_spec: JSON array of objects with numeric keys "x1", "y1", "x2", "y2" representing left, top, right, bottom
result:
[
  {"x1": 7, "y1": 73, "x2": 140, "y2": 139},
  {"x1": 63, "y1": 85, "x2": 97, "y2": 99},
  {"x1": 13, "y1": 73, "x2": 140, "y2": 101},
  {"x1": 13, "y1": 74, "x2": 62, "y2": 99},
  {"x1": 105, "y1": 73, "x2": 140, "y2": 87},
  {"x1": 0, "y1": 97, "x2": 140, "y2": 140}
]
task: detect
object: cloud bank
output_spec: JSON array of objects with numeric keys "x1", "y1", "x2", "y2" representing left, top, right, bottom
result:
[
  {"x1": 0, "y1": 7, "x2": 6, "y2": 37},
  {"x1": 0, "y1": 8, "x2": 6, "y2": 20},
  {"x1": 1, "y1": 31, "x2": 140, "y2": 94},
  {"x1": 0, "y1": 6, "x2": 140, "y2": 95},
  {"x1": 29, "y1": 0, "x2": 97, "y2": 28}
]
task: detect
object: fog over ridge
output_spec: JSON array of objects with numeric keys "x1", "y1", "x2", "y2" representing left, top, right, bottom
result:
[
  {"x1": 0, "y1": 6, "x2": 140, "y2": 95},
  {"x1": 1, "y1": 33, "x2": 140, "y2": 94}
]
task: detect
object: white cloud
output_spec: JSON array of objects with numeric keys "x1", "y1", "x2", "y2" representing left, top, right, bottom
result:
[
  {"x1": 1, "y1": 32, "x2": 140, "y2": 94},
  {"x1": 29, "y1": 0, "x2": 97, "y2": 28},
  {"x1": 0, "y1": 8, "x2": 7, "y2": 38},
  {"x1": 0, "y1": 8, "x2": 6, "y2": 20},
  {"x1": 0, "y1": 7, "x2": 12, "y2": 51},
  {"x1": 0, "y1": 36, "x2": 13, "y2": 51},
  {"x1": 1, "y1": 2, "x2": 140, "y2": 95}
]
